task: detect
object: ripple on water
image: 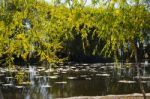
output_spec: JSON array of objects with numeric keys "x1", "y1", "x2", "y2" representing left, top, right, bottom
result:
[
  {"x1": 80, "y1": 75, "x2": 88, "y2": 78},
  {"x1": 47, "y1": 75, "x2": 58, "y2": 79},
  {"x1": 41, "y1": 85, "x2": 52, "y2": 88},
  {"x1": 134, "y1": 76, "x2": 150, "y2": 80},
  {"x1": 0, "y1": 74, "x2": 5, "y2": 77},
  {"x1": 35, "y1": 76, "x2": 43, "y2": 79},
  {"x1": 118, "y1": 80, "x2": 136, "y2": 84},
  {"x1": 0, "y1": 82, "x2": 4, "y2": 85},
  {"x1": 15, "y1": 85, "x2": 24, "y2": 89},
  {"x1": 141, "y1": 81, "x2": 150, "y2": 83},
  {"x1": 67, "y1": 77, "x2": 77, "y2": 80},
  {"x1": 96, "y1": 73, "x2": 110, "y2": 77},
  {"x1": 85, "y1": 78, "x2": 92, "y2": 80},
  {"x1": 55, "y1": 81, "x2": 67, "y2": 84},
  {"x1": 20, "y1": 81, "x2": 31, "y2": 85},
  {"x1": 2, "y1": 84, "x2": 14, "y2": 88}
]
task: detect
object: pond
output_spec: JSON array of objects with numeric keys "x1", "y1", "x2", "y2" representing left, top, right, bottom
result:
[{"x1": 0, "y1": 62, "x2": 150, "y2": 99}]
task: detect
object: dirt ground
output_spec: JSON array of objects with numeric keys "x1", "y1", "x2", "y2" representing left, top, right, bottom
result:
[{"x1": 57, "y1": 93, "x2": 150, "y2": 99}]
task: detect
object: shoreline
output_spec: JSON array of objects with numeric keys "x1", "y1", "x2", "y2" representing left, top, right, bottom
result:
[{"x1": 57, "y1": 93, "x2": 150, "y2": 99}]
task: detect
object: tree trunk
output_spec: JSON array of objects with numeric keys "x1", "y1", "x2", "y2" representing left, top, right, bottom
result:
[{"x1": 134, "y1": 44, "x2": 146, "y2": 99}]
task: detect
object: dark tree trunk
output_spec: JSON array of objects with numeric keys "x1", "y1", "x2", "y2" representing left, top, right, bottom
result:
[{"x1": 134, "y1": 44, "x2": 146, "y2": 99}]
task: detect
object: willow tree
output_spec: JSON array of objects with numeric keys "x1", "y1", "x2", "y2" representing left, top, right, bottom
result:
[
  {"x1": 0, "y1": 0, "x2": 150, "y2": 96},
  {"x1": 0, "y1": 0, "x2": 149, "y2": 65},
  {"x1": 0, "y1": 0, "x2": 67, "y2": 67},
  {"x1": 62, "y1": 0, "x2": 149, "y2": 98},
  {"x1": 89, "y1": 0, "x2": 150, "y2": 98}
]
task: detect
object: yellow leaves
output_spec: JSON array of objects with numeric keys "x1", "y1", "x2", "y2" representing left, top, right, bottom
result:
[
  {"x1": 121, "y1": 0, "x2": 126, "y2": 3},
  {"x1": 8, "y1": 46, "x2": 15, "y2": 53},
  {"x1": 13, "y1": 11, "x2": 26, "y2": 23},
  {"x1": 115, "y1": 9, "x2": 121, "y2": 16},
  {"x1": 71, "y1": 9, "x2": 82, "y2": 22},
  {"x1": 21, "y1": 52, "x2": 29, "y2": 60},
  {"x1": 23, "y1": 42, "x2": 30, "y2": 51},
  {"x1": 0, "y1": 21, "x2": 5, "y2": 31},
  {"x1": 81, "y1": 28, "x2": 87, "y2": 39},
  {"x1": 111, "y1": 0, "x2": 117, "y2": 3},
  {"x1": 39, "y1": 51, "x2": 49, "y2": 62},
  {"x1": 111, "y1": 35, "x2": 116, "y2": 42},
  {"x1": 110, "y1": 0, "x2": 117, "y2": 7},
  {"x1": 15, "y1": 71, "x2": 25, "y2": 84},
  {"x1": 0, "y1": 0, "x2": 149, "y2": 67},
  {"x1": 98, "y1": 7, "x2": 105, "y2": 13},
  {"x1": 16, "y1": 34, "x2": 25, "y2": 40}
]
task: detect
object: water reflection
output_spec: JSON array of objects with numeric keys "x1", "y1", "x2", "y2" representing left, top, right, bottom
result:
[
  {"x1": 0, "y1": 89, "x2": 4, "y2": 99},
  {"x1": 0, "y1": 63, "x2": 150, "y2": 99}
]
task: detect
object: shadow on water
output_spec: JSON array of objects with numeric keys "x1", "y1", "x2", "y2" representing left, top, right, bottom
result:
[
  {"x1": 0, "y1": 62, "x2": 150, "y2": 99},
  {"x1": 0, "y1": 88, "x2": 4, "y2": 99}
]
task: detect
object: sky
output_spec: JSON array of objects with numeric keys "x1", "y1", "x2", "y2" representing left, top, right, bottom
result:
[{"x1": 45, "y1": 0, "x2": 91, "y2": 5}]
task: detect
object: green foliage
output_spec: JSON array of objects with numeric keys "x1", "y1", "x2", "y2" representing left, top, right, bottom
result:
[
  {"x1": 0, "y1": 0, "x2": 64, "y2": 66},
  {"x1": 0, "y1": 0, "x2": 149, "y2": 66},
  {"x1": 15, "y1": 71, "x2": 25, "y2": 84}
]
